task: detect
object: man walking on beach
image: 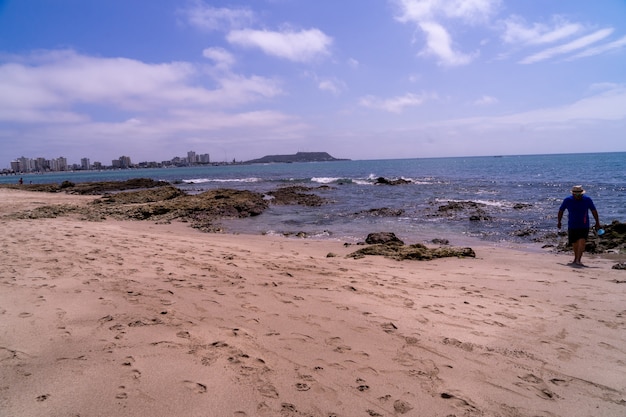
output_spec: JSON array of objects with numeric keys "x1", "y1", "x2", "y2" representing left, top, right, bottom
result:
[{"x1": 557, "y1": 185, "x2": 600, "y2": 266}]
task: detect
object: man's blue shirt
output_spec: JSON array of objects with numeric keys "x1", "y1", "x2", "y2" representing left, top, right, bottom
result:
[{"x1": 559, "y1": 195, "x2": 596, "y2": 229}]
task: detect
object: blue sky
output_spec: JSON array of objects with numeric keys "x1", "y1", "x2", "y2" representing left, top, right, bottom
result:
[{"x1": 1, "y1": 0, "x2": 625, "y2": 166}]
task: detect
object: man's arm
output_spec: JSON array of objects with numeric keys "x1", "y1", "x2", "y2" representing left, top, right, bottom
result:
[
  {"x1": 557, "y1": 210, "x2": 564, "y2": 229},
  {"x1": 591, "y1": 209, "x2": 600, "y2": 230}
]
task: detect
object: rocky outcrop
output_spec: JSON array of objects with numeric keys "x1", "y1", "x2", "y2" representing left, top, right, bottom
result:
[
  {"x1": 91, "y1": 188, "x2": 268, "y2": 230},
  {"x1": 348, "y1": 241, "x2": 475, "y2": 261},
  {"x1": 374, "y1": 177, "x2": 412, "y2": 185},
  {"x1": 266, "y1": 186, "x2": 328, "y2": 206},
  {"x1": 435, "y1": 201, "x2": 492, "y2": 221},
  {"x1": 365, "y1": 232, "x2": 404, "y2": 245},
  {"x1": 354, "y1": 208, "x2": 405, "y2": 217},
  {"x1": 8, "y1": 186, "x2": 269, "y2": 232}
]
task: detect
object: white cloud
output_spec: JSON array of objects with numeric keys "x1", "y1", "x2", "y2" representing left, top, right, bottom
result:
[
  {"x1": 445, "y1": 85, "x2": 626, "y2": 128},
  {"x1": 318, "y1": 78, "x2": 346, "y2": 95},
  {"x1": 0, "y1": 50, "x2": 304, "y2": 162},
  {"x1": 520, "y1": 28, "x2": 614, "y2": 64},
  {"x1": 393, "y1": 0, "x2": 499, "y2": 66},
  {"x1": 202, "y1": 47, "x2": 235, "y2": 70},
  {"x1": 227, "y1": 28, "x2": 333, "y2": 63},
  {"x1": 502, "y1": 15, "x2": 583, "y2": 45},
  {"x1": 474, "y1": 95, "x2": 498, "y2": 105},
  {"x1": 394, "y1": 0, "x2": 500, "y2": 24},
  {"x1": 359, "y1": 92, "x2": 434, "y2": 113},
  {"x1": 568, "y1": 34, "x2": 626, "y2": 60},
  {"x1": 181, "y1": 3, "x2": 254, "y2": 31},
  {"x1": 418, "y1": 21, "x2": 473, "y2": 66},
  {"x1": 0, "y1": 49, "x2": 283, "y2": 124}
]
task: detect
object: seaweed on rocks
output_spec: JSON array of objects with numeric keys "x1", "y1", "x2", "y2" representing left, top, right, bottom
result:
[{"x1": 348, "y1": 233, "x2": 475, "y2": 261}]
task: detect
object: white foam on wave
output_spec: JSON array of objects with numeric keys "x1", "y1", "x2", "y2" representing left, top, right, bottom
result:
[
  {"x1": 311, "y1": 177, "x2": 341, "y2": 184},
  {"x1": 435, "y1": 198, "x2": 508, "y2": 208},
  {"x1": 182, "y1": 177, "x2": 261, "y2": 184}
]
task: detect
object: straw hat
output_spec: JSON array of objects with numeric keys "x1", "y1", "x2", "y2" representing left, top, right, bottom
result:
[{"x1": 571, "y1": 185, "x2": 585, "y2": 194}]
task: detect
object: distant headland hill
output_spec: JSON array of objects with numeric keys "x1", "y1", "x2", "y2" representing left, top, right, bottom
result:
[{"x1": 245, "y1": 152, "x2": 349, "y2": 164}]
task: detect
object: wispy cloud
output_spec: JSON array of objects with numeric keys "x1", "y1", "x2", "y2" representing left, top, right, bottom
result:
[
  {"x1": 449, "y1": 85, "x2": 626, "y2": 128},
  {"x1": 227, "y1": 28, "x2": 333, "y2": 63},
  {"x1": 474, "y1": 95, "x2": 498, "y2": 105},
  {"x1": 568, "y1": 34, "x2": 626, "y2": 60},
  {"x1": 359, "y1": 92, "x2": 435, "y2": 113},
  {"x1": 202, "y1": 47, "x2": 235, "y2": 70},
  {"x1": 180, "y1": 3, "x2": 255, "y2": 31},
  {"x1": 502, "y1": 15, "x2": 583, "y2": 45},
  {"x1": 319, "y1": 79, "x2": 346, "y2": 95},
  {"x1": 520, "y1": 28, "x2": 614, "y2": 64},
  {"x1": 394, "y1": 0, "x2": 499, "y2": 24}
]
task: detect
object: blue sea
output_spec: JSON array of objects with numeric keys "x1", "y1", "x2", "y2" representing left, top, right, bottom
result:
[{"x1": 4, "y1": 153, "x2": 625, "y2": 247}]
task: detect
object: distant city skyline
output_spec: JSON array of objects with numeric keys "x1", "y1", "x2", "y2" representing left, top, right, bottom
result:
[{"x1": 5, "y1": 151, "x2": 212, "y2": 173}]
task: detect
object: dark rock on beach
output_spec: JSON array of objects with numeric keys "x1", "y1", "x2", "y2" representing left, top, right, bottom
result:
[
  {"x1": 98, "y1": 185, "x2": 186, "y2": 204},
  {"x1": 434, "y1": 200, "x2": 492, "y2": 222},
  {"x1": 95, "y1": 187, "x2": 267, "y2": 223},
  {"x1": 266, "y1": 186, "x2": 328, "y2": 206},
  {"x1": 348, "y1": 240, "x2": 475, "y2": 261},
  {"x1": 431, "y1": 238, "x2": 450, "y2": 245},
  {"x1": 365, "y1": 232, "x2": 404, "y2": 245},
  {"x1": 437, "y1": 201, "x2": 484, "y2": 212},
  {"x1": 374, "y1": 177, "x2": 412, "y2": 185},
  {"x1": 350, "y1": 232, "x2": 474, "y2": 261},
  {"x1": 355, "y1": 207, "x2": 405, "y2": 217}
]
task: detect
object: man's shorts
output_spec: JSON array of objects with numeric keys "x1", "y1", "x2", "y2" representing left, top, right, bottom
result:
[{"x1": 568, "y1": 228, "x2": 589, "y2": 244}]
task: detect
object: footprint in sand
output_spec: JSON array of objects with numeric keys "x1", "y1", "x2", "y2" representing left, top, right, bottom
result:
[
  {"x1": 18, "y1": 312, "x2": 33, "y2": 318},
  {"x1": 393, "y1": 399, "x2": 414, "y2": 414},
  {"x1": 516, "y1": 374, "x2": 558, "y2": 400},
  {"x1": 115, "y1": 386, "x2": 128, "y2": 400},
  {"x1": 183, "y1": 380, "x2": 207, "y2": 394},
  {"x1": 356, "y1": 378, "x2": 370, "y2": 392},
  {"x1": 257, "y1": 382, "x2": 279, "y2": 398},
  {"x1": 295, "y1": 382, "x2": 310, "y2": 391}
]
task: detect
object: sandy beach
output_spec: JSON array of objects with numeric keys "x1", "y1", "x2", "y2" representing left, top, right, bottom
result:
[{"x1": 1, "y1": 188, "x2": 625, "y2": 417}]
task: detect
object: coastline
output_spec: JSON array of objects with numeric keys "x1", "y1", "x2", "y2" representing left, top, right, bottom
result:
[{"x1": 1, "y1": 188, "x2": 625, "y2": 416}]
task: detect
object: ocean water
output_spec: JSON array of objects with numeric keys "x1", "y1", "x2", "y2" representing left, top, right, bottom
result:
[{"x1": 4, "y1": 152, "x2": 625, "y2": 246}]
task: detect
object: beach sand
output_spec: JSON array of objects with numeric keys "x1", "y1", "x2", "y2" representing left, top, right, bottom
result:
[{"x1": 1, "y1": 188, "x2": 625, "y2": 417}]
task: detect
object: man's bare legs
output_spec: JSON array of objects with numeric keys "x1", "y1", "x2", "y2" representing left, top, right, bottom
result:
[{"x1": 573, "y1": 238, "x2": 586, "y2": 265}]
